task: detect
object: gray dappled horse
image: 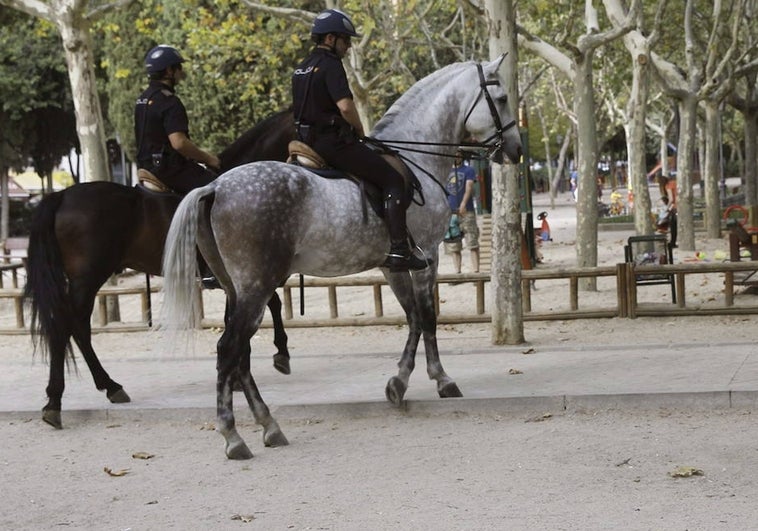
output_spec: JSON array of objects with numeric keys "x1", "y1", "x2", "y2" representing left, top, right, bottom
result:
[{"x1": 161, "y1": 58, "x2": 522, "y2": 459}]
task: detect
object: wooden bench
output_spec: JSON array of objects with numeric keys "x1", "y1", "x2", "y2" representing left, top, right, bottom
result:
[{"x1": 1, "y1": 237, "x2": 28, "y2": 289}]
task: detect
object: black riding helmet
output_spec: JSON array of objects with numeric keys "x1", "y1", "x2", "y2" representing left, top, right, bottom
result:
[
  {"x1": 310, "y1": 9, "x2": 359, "y2": 41},
  {"x1": 144, "y1": 45, "x2": 185, "y2": 77}
]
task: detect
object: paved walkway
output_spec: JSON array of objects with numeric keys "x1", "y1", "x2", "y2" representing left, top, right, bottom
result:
[{"x1": 3, "y1": 325, "x2": 757, "y2": 423}]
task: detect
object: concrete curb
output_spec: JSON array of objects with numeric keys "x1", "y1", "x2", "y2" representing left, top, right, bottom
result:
[{"x1": 4, "y1": 390, "x2": 757, "y2": 425}]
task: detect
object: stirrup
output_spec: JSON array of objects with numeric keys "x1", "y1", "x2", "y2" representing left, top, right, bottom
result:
[
  {"x1": 382, "y1": 252, "x2": 431, "y2": 272},
  {"x1": 201, "y1": 276, "x2": 222, "y2": 290}
]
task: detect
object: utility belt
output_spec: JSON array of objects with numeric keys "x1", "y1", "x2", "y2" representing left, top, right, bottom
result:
[
  {"x1": 295, "y1": 117, "x2": 354, "y2": 144},
  {"x1": 140, "y1": 147, "x2": 186, "y2": 174}
]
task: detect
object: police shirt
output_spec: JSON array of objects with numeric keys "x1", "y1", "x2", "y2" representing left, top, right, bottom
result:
[
  {"x1": 292, "y1": 47, "x2": 352, "y2": 127},
  {"x1": 134, "y1": 80, "x2": 190, "y2": 168}
]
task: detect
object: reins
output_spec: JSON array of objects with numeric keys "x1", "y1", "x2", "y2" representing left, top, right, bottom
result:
[{"x1": 364, "y1": 63, "x2": 517, "y2": 201}]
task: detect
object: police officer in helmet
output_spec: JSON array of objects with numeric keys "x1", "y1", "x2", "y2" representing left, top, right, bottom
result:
[
  {"x1": 134, "y1": 44, "x2": 220, "y2": 194},
  {"x1": 291, "y1": 9, "x2": 430, "y2": 272}
]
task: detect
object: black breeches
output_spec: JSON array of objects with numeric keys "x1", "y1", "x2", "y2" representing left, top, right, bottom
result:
[
  {"x1": 157, "y1": 162, "x2": 216, "y2": 195},
  {"x1": 311, "y1": 133, "x2": 405, "y2": 199}
]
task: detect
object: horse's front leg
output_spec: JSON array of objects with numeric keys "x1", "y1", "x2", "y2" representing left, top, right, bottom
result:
[
  {"x1": 382, "y1": 270, "x2": 423, "y2": 405},
  {"x1": 414, "y1": 267, "x2": 462, "y2": 398},
  {"x1": 388, "y1": 264, "x2": 463, "y2": 400}
]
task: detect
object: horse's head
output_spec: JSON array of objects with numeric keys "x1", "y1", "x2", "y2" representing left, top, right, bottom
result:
[{"x1": 462, "y1": 57, "x2": 522, "y2": 165}]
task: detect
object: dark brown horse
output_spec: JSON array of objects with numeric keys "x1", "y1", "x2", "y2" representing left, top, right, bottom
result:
[{"x1": 24, "y1": 109, "x2": 295, "y2": 429}]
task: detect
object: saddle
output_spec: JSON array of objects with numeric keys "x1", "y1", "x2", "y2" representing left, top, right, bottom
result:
[
  {"x1": 287, "y1": 140, "x2": 327, "y2": 169},
  {"x1": 137, "y1": 169, "x2": 174, "y2": 194},
  {"x1": 286, "y1": 140, "x2": 418, "y2": 221}
]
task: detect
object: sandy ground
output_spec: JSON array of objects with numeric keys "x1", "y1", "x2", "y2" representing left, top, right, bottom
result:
[
  {"x1": 3, "y1": 187, "x2": 758, "y2": 529},
  {"x1": 3, "y1": 408, "x2": 758, "y2": 530}
]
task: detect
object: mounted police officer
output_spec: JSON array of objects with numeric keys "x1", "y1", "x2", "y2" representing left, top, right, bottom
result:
[
  {"x1": 134, "y1": 45, "x2": 220, "y2": 194},
  {"x1": 292, "y1": 9, "x2": 430, "y2": 272}
]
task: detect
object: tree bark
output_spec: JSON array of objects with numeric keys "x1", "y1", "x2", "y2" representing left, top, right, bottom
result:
[
  {"x1": 574, "y1": 56, "x2": 598, "y2": 283},
  {"x1": 626, "y1": 50, "x2": 653, "y2": 235},
  {"x1": 486, "y1": 0, "x2": 524, "y2": 345},
  {"x1": 675, "y1": 95, "x2": 698, "y2": 250},
  {"x1": 703, "y1": 101, "x2": 723, "y2": 237}
]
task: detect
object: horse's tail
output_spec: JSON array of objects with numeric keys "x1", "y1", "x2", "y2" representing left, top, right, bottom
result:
[
  {"x1": 161, "y1": 184, "x2": 215, "y2": 331},
  {"x1": 23, "y1": 191, "x2": 74, "y2": 362}
]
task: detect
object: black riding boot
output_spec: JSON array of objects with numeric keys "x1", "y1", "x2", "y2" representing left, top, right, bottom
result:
[{"x1": 381, "y1": 193, "x2": 432, "y2": 272}]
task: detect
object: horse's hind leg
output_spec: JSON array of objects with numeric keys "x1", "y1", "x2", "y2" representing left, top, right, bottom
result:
[
  {"x1": 69, "y1": 282, "x2": 130, "y2": 403},
  {"x1": 267, "y1": 292, "x2": 290, "y2": 374},
  {"x1": 216, "y1": 296, "x2": 287, "y2": 460},
  {"x1": 42, "y1": 330, "x2": 70, "y2": 429}
]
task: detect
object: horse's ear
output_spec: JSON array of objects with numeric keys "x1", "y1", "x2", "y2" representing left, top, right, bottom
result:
[{"x1": 483, "y1": 53, "x2": 508, "y2": 76}]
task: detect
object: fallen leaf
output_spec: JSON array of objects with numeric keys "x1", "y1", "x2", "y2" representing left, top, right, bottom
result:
[
  {"x1": 131, "y1": 452, "x2": 155, "y2": 460},
  {"x1": 103, "y1": 467, "x2": 129, "y2": 477},
  {"x1": 231, "y1": 514, "x2": 256, "y2": 522},
  {"x1": 615, "y1": 458, "x2": 632, "y2": 467},
  {"x1": 525, "y1": 413, "x2": 552, "y2": 423},
  {"x1": 669, "y1": 466, "x2": 704, "y2": 478},
  {"x1": 508, "y1": 368, "x2": 523, "y2": 375},
  {"x1": 522, "y1": 347, "x2": 536, "y2": 355}
]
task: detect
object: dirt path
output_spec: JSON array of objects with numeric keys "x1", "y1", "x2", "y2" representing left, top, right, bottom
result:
[{"x1": 3, "y1": 407, "x2": 757, "y2": 530}]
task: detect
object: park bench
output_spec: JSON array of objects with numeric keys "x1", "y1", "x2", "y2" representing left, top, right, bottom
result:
[{"x1": 0, "y1": 237, "x2": 28, "y2": 289}]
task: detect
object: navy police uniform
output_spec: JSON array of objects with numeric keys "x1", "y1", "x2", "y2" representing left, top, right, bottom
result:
[
  {"x1": 292, "y1": 48, "x2": 405, "y2": 200},
  {"x1": 134, "y1": 80, "x2": 215, "y2": 194}
]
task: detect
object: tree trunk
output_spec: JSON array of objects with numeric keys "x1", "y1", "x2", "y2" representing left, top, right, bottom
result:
[
  {"x1": 703, "y1": 101, "x2": 722, "y2": 238},
  {"x1": 746, "y1": 109, "x2": 758, "y2": 226},
  {"x1": 0, "y1": 167, "x2": 9, "y2": 243},
  {"x1": 574, "y1": 56, "x2": 599, "y2": 288},
  {"x1": 486, "y1": 0, "x2": 523, "y2": 345},
  {"x1": 550, "y1": 127, "x2": 573, "y2": 208},
  {"x1": 675, "y1": 95, "x2": 698, "y2": 251},
  {"x1": 57, "y1": 3, "x2": 111, "y2": 182},
  {"x1": 626, "y1": 46, "x2": 653, "y2": 235}
]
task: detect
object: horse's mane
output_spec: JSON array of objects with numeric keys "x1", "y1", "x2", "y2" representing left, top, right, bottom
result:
[
  {"x1": 219, "y1": 107, "x2": 293, "y2": 168},
  {"x1": 373, "y1": 61, "x2": 474, "y2": 136}
]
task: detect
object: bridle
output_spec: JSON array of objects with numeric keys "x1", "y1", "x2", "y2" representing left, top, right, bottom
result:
[
  {"x1": 364, "y1": 62, "x2": 518, "y2": 199},
  {"x1": 367, "y1": 62, "x2": 517, "y2": 161},
  {"x1": 461, "y1": 63, "x2": 518, "y2": 159}
]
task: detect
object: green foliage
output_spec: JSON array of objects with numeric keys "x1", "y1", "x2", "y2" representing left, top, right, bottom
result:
[{"x1": 0, "y1": 11, "x2": 76, "y2": 176}]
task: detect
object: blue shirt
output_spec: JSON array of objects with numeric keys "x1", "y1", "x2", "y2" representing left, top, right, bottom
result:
[{"x1": 446, "y1": 164, "x2": 477, "y2": 211}]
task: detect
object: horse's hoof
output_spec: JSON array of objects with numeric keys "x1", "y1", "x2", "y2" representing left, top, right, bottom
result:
[
  {"x1": 107, "y1": 388, "x2": 131, "y2": 404},
  {"x1": 273, "y1": 353, "x2": 291, "y2": 375},
  {"x1": 225, "y1": 440, "x2": 254, "y2": 460},
  {"x1": 385, "y1": 377, "x2": 407, "y2": 406},
  {"x1": 438, "y1": 381, "x2": 463, "y2": 398},
  {"x1": 42, "y1": 409, "x2": 63, "y2": 429},
  {"x1": 263, "y1": 428, "x2": 289, "y2": 448}
]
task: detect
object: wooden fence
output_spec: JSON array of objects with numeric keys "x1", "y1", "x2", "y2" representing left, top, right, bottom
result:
[{"x1": 2, "y1": 260, "x2": 758, "y2": 334}]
